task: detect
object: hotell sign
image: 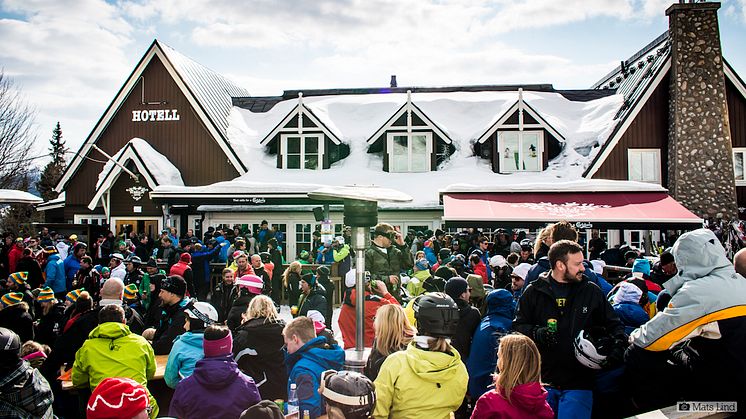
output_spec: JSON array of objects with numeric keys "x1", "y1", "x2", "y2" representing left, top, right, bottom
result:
[{"x1": 131, "y1": 109, "x2": 180, "y2": 122}]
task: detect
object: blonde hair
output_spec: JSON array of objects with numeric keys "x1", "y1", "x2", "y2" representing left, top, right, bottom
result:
[
  {"x1": 495, "y1": 334, "x2": 542, "y2": 404},
  {"x1": 283, "y1": 316, "x2": 316, "y2": 344},
  {"x1": 534, "y1": 227, "x2": 551, "y2": 258},
  {"x1": 245, "y1": 295, "x2": 279, "y2": 323},
  {"x1": 373, "y1": 304, "x2": 416, "y2": 356},
  {"x1": 283, "y1": 261, "x2": 302, "y2": 288}
]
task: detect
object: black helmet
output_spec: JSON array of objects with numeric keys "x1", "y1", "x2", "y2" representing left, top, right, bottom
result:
[
  {"x1": 0, "y1": 327, "x2": 21, "y2": 367},
  {"x1": 319, "y1": 370, "x2": 375, "y2": 419},
  {"x1": 413, "y1": 292, "x2": 459, "y2": 338},
  {"x1": 259, "y1": 252, "x2": 271, "y2": 263}
]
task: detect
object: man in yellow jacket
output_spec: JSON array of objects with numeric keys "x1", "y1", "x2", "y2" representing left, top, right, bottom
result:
[{"x1": 72, "y1": 304, "x2": 158, "y2": 417}]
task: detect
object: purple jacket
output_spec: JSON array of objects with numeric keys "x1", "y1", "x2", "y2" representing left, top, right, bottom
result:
[{"x1": 169, "y1": 355, "x2": 261, "y2": 418}]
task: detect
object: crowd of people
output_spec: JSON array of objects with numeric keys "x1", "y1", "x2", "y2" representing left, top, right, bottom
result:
[{"x1": 1, "y1": 219, "x2": 745, "y2": 419}]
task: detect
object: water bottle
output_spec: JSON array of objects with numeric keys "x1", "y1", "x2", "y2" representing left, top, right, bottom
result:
[{"x1": 287, "y1": 383, "x2": 299, "y2": 415}]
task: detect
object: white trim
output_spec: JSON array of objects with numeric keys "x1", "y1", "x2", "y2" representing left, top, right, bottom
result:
[
  {"x1": 260, "y1": 103, "x2": 341, "y2": 146},
  {"x1": 110, "y1": 217, "x2": 163, "y2": 236},
  {"x1": 87, "y1": 144, "x2": 159, "y2": 210},
  {"x1": 497, "y1": 130, "x2": 544, "y2": 173},
  {"x1": 55, "y1": 42, "x2": 246, "y2": 193},
  {"x1": 476, "y1": 99, "x2": 565, "y2": 144},
  {"x1": 627, "y1": 148, "x2": 662, "y2": 184},
  {"x1": 37, "y1": 201, "x2": 65, "y2": 211},
  {"x1": 73, "y1": 214, "x2": 108, "y2": 225},
  {"x1": 367, "y1": 102, "x2": 452, "y2": 145},
  {"x1": 724, "y1": 62, "x2": 746, "y2": 101},
  {"x1": 280, "y1": 134, "x2": 325, "y2": 170},
  {"x1": 386, "y1": 132, "x2": 433, "y2": 172},
  {"x1": 585, "y1": 58, "x2": 671, "y2": 178},
  {"x1": 733, "y1": 147, "x2": 746, "y2": 186}
]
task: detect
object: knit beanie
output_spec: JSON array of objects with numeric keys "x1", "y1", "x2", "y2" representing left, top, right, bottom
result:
[
  {"x1": 0, "y1": 292, "x2": 23, "y2": 308},
  {"x1": 415, "y1": 259, "x2": 429, "y2": 271},
  {"x1": 235, "y1": 274, "x2": 263, "y2": 295},
  {"x1": 161, "y1": 275, "x2": 187, "y2": 297},
  {"x1": 632, "y1": 258, "x2": 651, "y2": 276},
  {"x1": 66, "y1": 289, "x2": 84, "y2": 304},
  {"x1": 203, "y1": 330, "x2": 233, "y2": 358},
  {"x1": 240, "y1": 400, "x2": 283, "y2": 419},
  {"x1": 444, "y1": 277, "x2": 468, "y2": 301},
  {"x1": 102, "y1": 267, "x2": 111, "y2": 274},
  {"x1": 9, "y1": 272, "x2": 27, "y2": 286},
  {"x1": 123, "y1": 284, "x2": 139, "y2": 301},
  {"x1": 613, "y1": 281, "x2": 643, "y2": 305},
  {"x1": 179, "y1": 252, "x2": 192, "y2": 263},
  {"x1": 36, "y1": 287, "x2": 55, "y2": 303},
  {"x1": 301, "y1": 273, "x2": 317, "y2": 287},
  {"x1": 87, "y1": 377, "x2": 149, "y2": 419}
]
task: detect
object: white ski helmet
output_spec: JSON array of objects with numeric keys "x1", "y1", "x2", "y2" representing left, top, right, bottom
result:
[{"x1": 573, "y1": 330, "x2": 607, "y2": 370}]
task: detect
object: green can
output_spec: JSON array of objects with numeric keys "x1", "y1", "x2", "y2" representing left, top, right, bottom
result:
[
  {"x1": 547, "y1": 318, "x2": 557, "y2": 333},
  {"x1": 274, "y1": 399, "x2": 284, "y2": 413}
]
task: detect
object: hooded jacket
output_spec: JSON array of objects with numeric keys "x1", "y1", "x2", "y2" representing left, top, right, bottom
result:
[
  {"x1": 613, "y1": 302, "x2": 650, "y2": 336},
  {"x1": 152, "y1": 298, "x2": 192, "y2": 355},
  {"x1": 44, "y1": 253, "x2": 65, "y2": 293},
  {"x1": 297, "y1": 284, "x2": 327, "y2": 319},
  {"x1": 164, "y1": 331, "x2": 204, "y2": 389},
  {"x1": 471, "y1": 382, "x2": 554, "y2": 419},
  {"x1": 373, "y1": 341, "x2": 468, "y2": 419},
  {"x1": 34, "y1": 301, "x2": 66, "y2": 347},
  {"x1": 451, "y1": 298, "x2": 481, "y2": 362},
  {"x1": 338, "y1": 289, "x2": 399, "y2": 349},
  {"x1": 233, "y1": 317, "x2": 288, "y2": 400},
  {"x1": 467, "y1": 289, "x2": 515, "y2": 398},
  {"x1": 72, "y1": 322, "x2": 158, "y2": 417},
  {"x1": 169, "y1": 355, "x2": 261, "y2": 419},
  {"x1": 0, "y1": 361, "x2": 54, "y2": 419},
  {"x1": 286, "y1": 335, "x2": 345, "y2": 418}
]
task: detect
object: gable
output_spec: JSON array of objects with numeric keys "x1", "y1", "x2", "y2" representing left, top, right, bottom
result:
[
  {"x1": 366, "y1": 100, "x2": 452, "y2": 145},
  {"x1": 62, "y1": 53, "x2": 241, "y2": 209}
]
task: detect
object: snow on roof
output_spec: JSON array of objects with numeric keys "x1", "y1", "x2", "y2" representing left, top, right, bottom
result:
[
  {"x1": 96, "y1": 138, "x2": 184, "y2": 190},
  {"x1": 0, "y1": 189, "x2": 43, "y2": 204},
  {"x1": 214, "y1": 90, "x2": 625, "y2": 207},
  {"x1": 441, "y1": 179, "x2": 666, "y2": 194}
]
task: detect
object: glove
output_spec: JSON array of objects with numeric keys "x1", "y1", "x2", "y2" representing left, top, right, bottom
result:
[
  {"x1": 601, "y1": 341, "x2": 626, "y2": 369},
  {"x1": 534, "y1": 327, "x2": 558, "y2": 348},
  {"x1": 670, "y1": 340, "x2": 701, "y2": 370}
]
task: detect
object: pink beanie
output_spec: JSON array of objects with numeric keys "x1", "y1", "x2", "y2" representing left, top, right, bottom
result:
[{"x1": 203, "y1": 330, "x2": 233, "y2": 358}]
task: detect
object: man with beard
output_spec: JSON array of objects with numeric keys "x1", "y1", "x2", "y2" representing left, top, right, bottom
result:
[
  {"x1": 250, "y1": 254, "x2": 271, "y2": 296},
  {"x1": 514, "y1": 240, "x2": 625, "y2": 419}
]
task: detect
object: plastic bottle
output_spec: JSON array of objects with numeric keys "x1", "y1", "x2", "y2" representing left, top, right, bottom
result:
[{"x1": 287, "y1": 383, "x2": 299, "y2": 414}]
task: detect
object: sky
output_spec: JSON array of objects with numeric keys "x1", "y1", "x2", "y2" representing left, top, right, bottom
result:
[{"x1": 1, "y1": 0, "x2": 745, "y2": 166}]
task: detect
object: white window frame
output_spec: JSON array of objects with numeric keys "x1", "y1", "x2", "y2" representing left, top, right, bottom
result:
[
  {"x1": 281, "y1": 134, "x2": 324, "y2": 170},
  {"x1": 627, "y1": 148, "x2": 661, "y2": 184},
  {"x1": 74, "y1": 214, "x2": 108, "y2": 225},
  {"x1": 386, "y1": 132, "x2": 433, "y2": 173},
  {"x1": 497, "y1": 130, "x2": 543, "y2": 173},
  {"x1": 733, "y1": 148, "x2": 746, "y2": 186}
]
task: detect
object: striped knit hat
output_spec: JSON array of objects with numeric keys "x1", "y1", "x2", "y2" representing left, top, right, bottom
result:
[
  {"x1": 9, "y1": 272, "x2": 28, "y2": 286},
  {"x1": 1, "y1": 292, "x2": 24, "y2": 308},
  {"x1": 36, "y1": 287, "x2": 55, "y2": 303},
  {"x1": 123, "y1": 284, "x2": 139, "y2": 301},
  {"x1": 66, "y1": 289, "x2": 85, "y2": 304}
]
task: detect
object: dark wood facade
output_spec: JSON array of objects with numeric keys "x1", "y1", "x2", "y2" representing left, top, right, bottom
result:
[
  {"x1": 727, "y1": 79, "x2": 746, "y2": 218},
  {"x1": 591, "y1": 74, "x2": 670, "y2": 184},
  {"x1": 63, "y1": 55, "x2": 239, "y2": 219}
]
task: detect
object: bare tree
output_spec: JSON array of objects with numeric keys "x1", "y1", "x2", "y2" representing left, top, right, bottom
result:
[{"x1": 0, "y1": 70, "x2": 36, "y2": 189}]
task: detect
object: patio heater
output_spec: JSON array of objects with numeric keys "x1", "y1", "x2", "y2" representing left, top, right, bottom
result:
[{"x1": 309, "y1": 186, "x2": 412, "y2": 369}]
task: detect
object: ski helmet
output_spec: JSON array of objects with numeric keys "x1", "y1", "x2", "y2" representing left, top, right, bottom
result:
[
  {"x1": 413, "y1": 292, "x2": 459, "y2": 338},
  {"x1": 319, "y1": 370, "x2": 375, "y2": 419},
  {"x1": 573, "y1": 330, "x2": 607, "y2": 370}
]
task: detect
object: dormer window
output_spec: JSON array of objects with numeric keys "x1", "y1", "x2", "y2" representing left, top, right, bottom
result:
[
  {"x1": 499, "y1": 131, "x2": 543, "y2": 172},
  {"x1": 281, "y1": 134, "x2": 323, "y2": 170},
  {"x1": 388, "y1": 132, "x2": 433, "y2": 172}
]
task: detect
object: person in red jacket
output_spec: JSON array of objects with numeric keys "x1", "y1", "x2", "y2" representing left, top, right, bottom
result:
[
  {"x1": 169, "y1": 253, "x2": 195, "y2": 297},
  {"x1": 8, "y1": 238, "x2": 24, "y2": 275},
  {"x1": 470, "y1": 253, "x2": 488, "y2": 284},
  {"x1": 471, "y1": 333, "x2": 554, "y2": 419},
  {"x1": 338, "y1": 279, "x2": 399, "y2": 349}
]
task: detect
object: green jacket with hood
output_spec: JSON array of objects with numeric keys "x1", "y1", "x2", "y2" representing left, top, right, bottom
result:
[
  {"x1": 373, "y1": 341, "x2": 467, "y2": 419},
  {"x1": 72, "y1": 322, "x2": 158, "y2": 417}
]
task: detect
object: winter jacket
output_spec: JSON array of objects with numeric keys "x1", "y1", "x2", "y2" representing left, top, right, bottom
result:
[
  {"x1": 170, "y1": 261, "x2": 195, "y2": 297},
  {"x1": 407, "y1": 270, "x2": 429, "y2": 296},
  {"x1": 40, "y1": 306, "x2": 99, "y2": 386},
  {"x1": 472, "y1": 261, "x2": 488, "y2": 284},
  {"x1": 63, "y1": 254, "x2": 81, "y2": 291},
  {"x1": 16, "y1": 256, "x2": 43, "y2": 289},
  {"x1": 467, "y1": 289, "x2": 515, "y2": 398},
  {"x1": 471, "y1": 382, "x2": 554, "y2": 419},
  {"x1": 215, "y1": 236, "x2": 229, "y2": 263},
  {"x1": 233, "y1": 317, "x2": 288, "y2": 400},
  {"x1": 109, "y1": 262, "x2": 126, "y2": 280},
  {"x1": 0, "y1": 361, "x2": 54, "y2": 419},
  {"x1": 44, "y1": 253, "x2": 65, "y2": 293},
  {"x1": 191, "y1": 245, "x2": 221, "y2": 285},
  {"x1": 170, "y1": 355, "x2": 261, "y2": 419},
  {"x1": 297, "y1": 285, "x2": 327, "y2": 319},
  {"x1": 34, "y1": 302, "x2": 66, "y2": 347},
  {"x1": 165, "y1": 331, "x2": 204, "y2": 389},
  {"x1": 333, "y1": 244, "x2": 352, "y2": 277},
  {"x1": 513, "y1": 272, "x2": 625, "y2": 390},
  {"x1": 0, "y1": 303, "x2": 34, "y2": 343},
  {"x1": 373, "y1": 342, "x2": 468, "y2": 419},
  {"x1": 365, "y1": 242, "x2": 413, "y2": 294},
  {"x1": 158, "y1": 246, "x2": 179, "y2": 269},
  {"x1": 424, "y1": 246, "x2": 438, "y2": 266},
  {"x1": 451, "y1": 298, "x2": 481, "y2": 362},
  {"x1": 339, "y1": 289, "x2": 399, "y2": 349},
  {"x1": 211, "y1": 282, "x2": 238, "y2": 323},
  {"x1": 286, "y1": 335, "x2": 345, "y2": 418},
  {"x1": 152, "y1": 298, "x2": 192, "y2": 355},
  {"x1": 226, "y1": 291, "x2": 256, "y2": 331},
  {"x1": 315, "y1": 245, "x2": 334, "y2": 264},
  {"x1": 73, "y1": 267, "x2": 102, "y2": 300},
  {"x1": 365, "y1": 343, "x2": 408, "y2": 382},
  {"x1": 72, "y1": 322, "x2": 158, "y2": 417},
  {"x1": 612, "y1": 301, "x2": 650, "y2": 336},
  {"x1": 649, "y1": 261, "x2": 675, "y2": 287},
  {"x1": 8, "y1": 245, "x2": 23, "y2": 274},
  {"x1": 523, "y1": 256, "x2": 613, "y2": 296}
]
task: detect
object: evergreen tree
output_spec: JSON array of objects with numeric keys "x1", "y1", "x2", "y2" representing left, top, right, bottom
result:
[{"x1": 36, "y1": 122, "x2": 68, "y2": 201}]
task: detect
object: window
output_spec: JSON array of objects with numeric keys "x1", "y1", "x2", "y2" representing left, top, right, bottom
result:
[
  {"x1": 734, "y1": 148, "x2": 746, "y2": 185},
  {"x1": 628, "y1": 149, "x2": 661, "y2": 184},
  {"x1": 282, "y1": 134, "x2": 323, "y2": 170},
  {"x1": 296, "y1": 223, "x2": 313, "y2": 256},
  {"x1": 387, "y1": 132, "x2": 432, "y2": 172},
  {"x1": 498, "y1": 131, "x2": 542, "y2": 173}
]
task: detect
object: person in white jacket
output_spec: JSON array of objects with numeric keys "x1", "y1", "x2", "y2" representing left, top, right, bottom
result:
[{"x1": 108, "y1": 253, "x2": 127, "y2": 281}]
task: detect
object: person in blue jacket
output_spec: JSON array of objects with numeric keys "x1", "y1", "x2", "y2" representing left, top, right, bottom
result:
[
  {"x1": 466, "y1": 289, "x2": 516, "y2": 399},
  {"x1": 63, "y1": 242, "x2": 86, "y2": 292},
  {"x1": 43, "y1": 247, "x2": 66, "y2": 298},
  {"x1": 315, "y1": 241, "x2": 334, "y2": 265},
  {"x1": 284, "y1": 316, "x2": 345, "y2": 418},
  {"x1": 164, "y1": 302, "x2": 219, "y2": 388}
]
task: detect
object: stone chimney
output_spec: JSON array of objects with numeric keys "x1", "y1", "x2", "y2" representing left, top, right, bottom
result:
[{"x1": 667, "y1": 1, "x2": 737, "y2": 220}]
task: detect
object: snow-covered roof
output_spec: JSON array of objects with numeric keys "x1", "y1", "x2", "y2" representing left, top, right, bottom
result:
[
  {"x1": 0, "y1": 189, "x2": 43, "y2": 204},
  {"x1": 36, "y1": 192, "x2": 66, "y2": 211},
  {"x1": 213, "y1": 90, "x2": 625, "y2": 207},
  {"x1": 441, "y1": 179, "x2": 666, "y2": 194}
]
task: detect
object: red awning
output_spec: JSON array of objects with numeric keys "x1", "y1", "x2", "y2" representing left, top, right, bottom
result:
[{"x1": 442, "y1": 192, "x2": 702, "y2": 229}]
